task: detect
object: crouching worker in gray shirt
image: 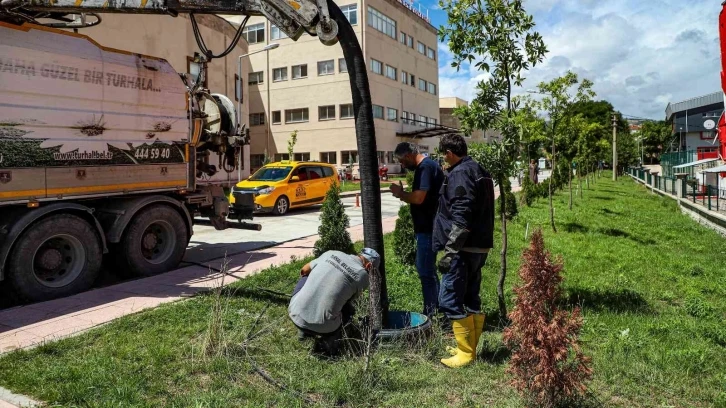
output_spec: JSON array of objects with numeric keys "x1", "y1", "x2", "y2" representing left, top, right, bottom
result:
[{"x1": 288, "y1": 248, "x2": 380, "y2": 356}]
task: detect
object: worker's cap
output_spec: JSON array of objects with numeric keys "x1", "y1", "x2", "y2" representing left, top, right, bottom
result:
[{"x1": 360, "y1": 248, "x2": 381, "y2": 269}]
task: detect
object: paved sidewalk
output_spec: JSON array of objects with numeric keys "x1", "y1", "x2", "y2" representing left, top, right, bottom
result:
[{"x1": 0, "y1": 217, "x2": 398, "y2": 355}]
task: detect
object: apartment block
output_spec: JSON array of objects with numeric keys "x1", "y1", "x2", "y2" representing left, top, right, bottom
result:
[
  {"x1": 224, "y1": 0, "x2": 440, "y2": 174},
  {"x1": 439, "y1": 97, "x2": 501, "y2": 144}
]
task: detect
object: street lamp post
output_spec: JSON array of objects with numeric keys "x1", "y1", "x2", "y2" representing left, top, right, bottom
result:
[{"x1": 236, "y1": 43, "x2": 279, "y2": 181}]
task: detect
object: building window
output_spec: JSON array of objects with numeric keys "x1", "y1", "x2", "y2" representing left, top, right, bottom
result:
[
  {"x1": 427, "y1": 117, "x2": 437, "y2": 128},
  {"x1": 407, "y1": 36, "x2": 413, "y2": 48},
  {"x1": 292, "y1": 64, "x2": 308, "y2": 79},
  {"x1": 371, "y1": 59, "x2": 383, "y2": 75},
  {"x1": 248, "y1": 71, "x2": 263, "y2": 85},
  {"x1": 318, "y1": 60, "x2": 335, "y2": 76},
  {"x1": 418, "y1": 78, "x2": 426, "y2": 91},
  {"x1": 319, "y1": 105, "x2": 336, "y2": 121},
  {"x1": 320, "y1": 151, "x2": 337, "y2": 164},
  {"x1": 401, "y1": 71, "x2": 408, "y2": 84},
  {"x1": 285, "y1": 108, "x2": 309, "y2": 123},
  {"x1": 399, "y1": 32, "x2": 406, "y2": 44},
  {"x1": 272, "y1": 111, "x2": 281, "y2": 124},
  {"x1": 274, "y1": 153, "x2": 290, "y2": 162},
  {"x1": 410, "y1": 74, "x2": 415, "y2": 87},
  {"x1": 272, "y1": 67, "x2": 288, "y2": 82},
  {"x1": 270, "y1": 25, "x2": 288, "y2": 40},
  {"x1": 339, "y1": 58, "x2": 348, "y2": 73},
  {"x1": 428, "y1": 82, "x2": 437, "y2": 95},
  {"x1": 386, "y1": 151, "x2": 394, "y2": 163},
  {"x1": 417, "y1": 41, "x2": 426, "y2": 54},
  {"x1": 418, "y1": 115, "x2": 426, "y2": 127},
  {"x1": 342, "y1": 150, "x2": 359, "y2": 164},
  {"x1": 187, "y1": 57, "x2": 208, "y2": 88},
  {"x1": 340, "y1": 103, "x2": 354, "y2": 119},
  {"x1": 251, "y1": 154, "x2": 265, "y2": 168},
  {"x1": 234, "y1": 74, "x2": 241, "y2": 102},
  {"x1": 427, "y1": 47, "x2": 435, "y2": 60},
  {"x1": 385, "y1": 65, "x2": 397, "y2": 80},
  {"x1": 367, "y1": 6, "x2": 396, "y2": 39},
  {"x1": 373, "y1": 105, "x2": 384, "y2": 119},
  {"x1": 387, "y1": 107, "x2": 398, "y2": 122},
  {"x1": 402, "y1": 111, "x2": 410, "y2": 124},
  {"x1": 250, "y1": 113, "x2": 265, "y2": 126},
  {"x1": 340, "y1": 4, "x2": 358, "y2": 25},
  {"x1": 294, "y1": 152, "x2": 310, "y2": 162},
  {"x1": 243, "y1": 23, "x2": 265, "y2": 44},
  {"x1": 377, "y1": 151, "x2": 385, "y2": 164}
]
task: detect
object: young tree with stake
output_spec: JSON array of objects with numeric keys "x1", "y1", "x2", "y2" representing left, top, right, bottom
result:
[
  {"x1": 536, "y1": 71, "x2": 594, "y2": 231},
  {"x1": 439, "y1": 0, "x2": 547, "y2": 320}
]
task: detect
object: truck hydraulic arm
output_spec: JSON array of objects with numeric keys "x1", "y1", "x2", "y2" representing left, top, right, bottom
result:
[{"x1": 0, "y1": 0, "x2": 339, "y2": 45}]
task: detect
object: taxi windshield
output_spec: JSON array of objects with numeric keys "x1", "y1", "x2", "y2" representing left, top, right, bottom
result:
[{"x1": 250, "y1": 166, "x2": 293, "y2": 181}]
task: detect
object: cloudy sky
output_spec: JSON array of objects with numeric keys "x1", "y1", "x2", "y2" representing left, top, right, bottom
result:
[{"x1": 426, "y1": 0, "x2": 722, "y2": 120}]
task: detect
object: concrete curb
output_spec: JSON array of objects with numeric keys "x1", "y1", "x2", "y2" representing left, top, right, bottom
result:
[{"x1": 0, "y1": 387, "x2": 40, "y2": 408}]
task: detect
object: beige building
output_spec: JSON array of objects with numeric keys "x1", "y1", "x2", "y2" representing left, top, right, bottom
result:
[
  {"x1": 224, "y1": 0, "x2": 440, "y2": 174},
  {"x1": 65, "y1": 14, "x2": 252, "y2": 183},
  {"x1": 439, "y1": 97, "x2": 501, "y2": 143}
]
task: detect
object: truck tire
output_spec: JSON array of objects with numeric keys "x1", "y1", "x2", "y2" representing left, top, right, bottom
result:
[
  {"x1": 7, "y1": 214, "x2": 102, "y2": 302},
  {"x1": 117, "y1": 205, "x2": 188, "y2": 277}
]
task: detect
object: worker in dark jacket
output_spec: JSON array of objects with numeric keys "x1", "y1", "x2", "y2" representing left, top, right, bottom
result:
[{"x1": 433, "y1": 134, "x2": 495, "y2": 368}]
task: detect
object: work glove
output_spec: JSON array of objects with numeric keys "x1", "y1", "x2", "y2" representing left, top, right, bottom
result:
[{"x1": 438, "y1": 224, "x2": 469, "y2": 274}]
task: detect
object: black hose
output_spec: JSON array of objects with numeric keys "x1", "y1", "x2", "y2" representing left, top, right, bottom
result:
[
  {"x1": 190, "y1": 13, "x2": 248, "y2": 60},
  {"x1": 327, "y1": 0, "x2": 388, "y2": 315}
]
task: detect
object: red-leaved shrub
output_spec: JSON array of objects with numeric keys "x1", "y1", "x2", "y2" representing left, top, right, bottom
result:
[{"x1": 502, "y1": 229, "x2": 592, "y2": 408}]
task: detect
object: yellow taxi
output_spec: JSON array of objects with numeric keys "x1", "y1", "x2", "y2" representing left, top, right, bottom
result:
[{"x1": 229, "y1": 161, "x2": 339, "y2": 215}]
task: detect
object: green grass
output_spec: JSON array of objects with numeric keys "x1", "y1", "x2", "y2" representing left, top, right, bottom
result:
[
  {"x1": 339, "y1": 181, "x2": 394, "y2": 193},
  {"x1": 1, "y1": 173, "x2": 725, "y2": 407}
]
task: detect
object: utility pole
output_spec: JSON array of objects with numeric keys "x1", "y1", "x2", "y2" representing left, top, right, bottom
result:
[{"x1": 612, "y1": 113, "x2": 618, "y2": 181}]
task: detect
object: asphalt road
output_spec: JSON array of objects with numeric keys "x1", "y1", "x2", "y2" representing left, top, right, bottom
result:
[{"x1": 182, "y1": 194, "x2": 404, "y2": 265}]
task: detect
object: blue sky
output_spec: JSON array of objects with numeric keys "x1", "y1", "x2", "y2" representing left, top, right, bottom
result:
[{"x1": 422, "y1": 0, "x2": 722, "y2": 120}]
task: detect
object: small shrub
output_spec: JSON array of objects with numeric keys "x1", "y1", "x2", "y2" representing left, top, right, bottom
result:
[
  {"x1": 684, "y1": 295, "x2": 712, "y2": 318},
  {"x1": 496, "y1": 178, "x2": 518, "y2": 220},
  {"x1": 314, "y1": 183, "x2": 354, "y2": 257},
  {"x1": 503, "y1": 229, "x2": 592, "y2": 408},
  {"x1": 393, "y1": 204, "x2": 416, "y2": 266},
  {"x1": 392, "y1": 171, "x2": 416, "y2": 266}
]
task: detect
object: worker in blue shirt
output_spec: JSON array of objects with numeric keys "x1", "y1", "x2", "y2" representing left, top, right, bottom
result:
[
  {"x1": 390, "y1": 142, "x2": 445, "y2": 316},
  {"x1": 433, "y1": 134, "x2": 495, "y2": 368}
]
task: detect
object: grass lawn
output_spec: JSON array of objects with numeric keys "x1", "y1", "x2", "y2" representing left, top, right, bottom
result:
[
  {"x1": 1, "y1": 174, "x2": 725, "y2": 407},
  {"x1": 339, "y1": 180, "x2": 395, "y2": 193}
]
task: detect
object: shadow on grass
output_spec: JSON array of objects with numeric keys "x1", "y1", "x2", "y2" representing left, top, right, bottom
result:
[
  {"x1": 596, "y1": 228, "x2": 657, "y2": 245},
  {"x1": 219, "y1": 286, "x2": 291, "y2": 306},
  {"x1": 562, "y1": 287, "x2": 652, "y2": 314},
  {"x1": 601, "y1": 208, "x2": 621, "y2": 216},
  {"x1": 592, "y1": 195, "x2": 615, "y2": 201},
  {"x1": 563, "y1": 222, "x2": 589, "y2": 233},
  {"x1": 478, "y1": 342, "x2": 511, "y2": 365}
]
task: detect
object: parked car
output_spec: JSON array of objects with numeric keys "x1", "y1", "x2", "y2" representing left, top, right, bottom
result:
[{"x1": 229, "y1": 161, "x2": 338, "y2": 215}]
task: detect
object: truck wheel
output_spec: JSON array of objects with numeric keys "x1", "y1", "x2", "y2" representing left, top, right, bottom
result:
[
  {"x1": 272, "y1": 196, "x2": 289, "y2": 215},
  {"x1": 117, "y1": 205, "x2": 188, "y2": 277},
  {"x1": 7, "y1": 214, "x2": 102, "y2": 302}
]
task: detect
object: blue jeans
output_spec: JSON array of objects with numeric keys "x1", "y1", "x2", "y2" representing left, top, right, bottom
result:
[
  {"x1": 415, "y1": 233, "x2": 440, "y2": 316},
  {"x1": 439, "y1": 252, "x2": 488, "y2": 320}
]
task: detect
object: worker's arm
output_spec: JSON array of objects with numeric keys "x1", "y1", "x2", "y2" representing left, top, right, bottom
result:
[
  {"x1": 438, "y1": 170, "x2": 475, "y2": 273},
  {"x1": 300, "y1": 262, "x2": 313, "y2": 277},
  {"x1": 392, "y1": 188, "x2": 427, "y2": 205},
  {"x1": 390, "y1": 163, "x2": 435, "y2": 205}
]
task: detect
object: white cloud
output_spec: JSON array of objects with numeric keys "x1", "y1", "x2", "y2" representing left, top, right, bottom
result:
[{"x1": 436, "y1": 0, "x2": 722, "y2": 119}]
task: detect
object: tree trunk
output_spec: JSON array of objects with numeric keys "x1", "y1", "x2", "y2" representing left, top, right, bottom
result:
[
  {"x1": 568, "y1": 163, "x2": 573, "y2": 210},
  {"x1": 579, "y1": 167, "x2": 583, "y2": 198},
  {"x1": 497, "y1": 177, "x2": 508, "y2": 320},
  {"x1": 549, "y1": 137, "x2": 557, "y2": 232},
  {"x1": 333, "y1": 1, "x2": 387, "y2": 325}
]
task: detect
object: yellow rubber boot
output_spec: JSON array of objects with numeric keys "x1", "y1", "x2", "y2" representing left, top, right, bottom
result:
[
  {"x1": 440, "y1": 315, "x2": 475, "y2": 368},
  {"x1": 472, "y1": 313, "x2": 485, "y2": 354},
  {"x1": 446, "y1": 313, "x2": 485, "y2": 356}
]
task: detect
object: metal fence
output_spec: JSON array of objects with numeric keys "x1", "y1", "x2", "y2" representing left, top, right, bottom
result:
[
  {"x1": 628, "y1": 167, "x2": 726, "y2": 213},
  {"x1": 660, "y1": 150, "x2": 697, "y2": 178}
]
